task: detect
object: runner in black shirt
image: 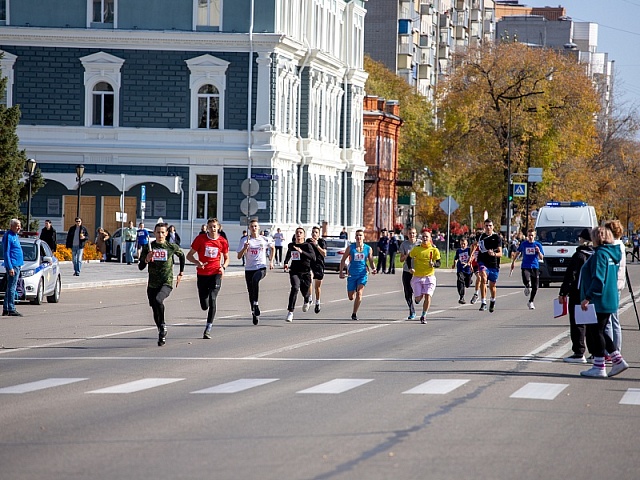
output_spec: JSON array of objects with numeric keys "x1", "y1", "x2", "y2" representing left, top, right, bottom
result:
[
  {"x1": 307, "y1": 226, "x2": 327, "y2": 313},
  {"x1": 283, "y1": 227, "x2": 316, "y2": 322},
  {"x1": 469, "y1": 219, "x2": 502, "y2": 312}
]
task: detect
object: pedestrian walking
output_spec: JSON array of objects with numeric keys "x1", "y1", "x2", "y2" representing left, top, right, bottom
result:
[
  {"x1": 40, "y1": 220, "x2": 57, "y2": 252},
  {"x1": 2, "y1": 219, "x2": 24, "y2": 317},
  {"x1": 409, "y1": 230, "x2": 441, "y2": 324},
  {"x1": 283, "y1": 227, "x2": 316, "y2": 322},
  {"x1": 469, "y1": 219, "x2": 502, "y2": 312},
  {"x1": 604, "y1": 219, "x2": 625, "y2": 352},
  {"x1": 65, "y1": 217, "x2": 89, "y2": 276},
  {"x1": 399, "y1": 228, "x2": 421, "y2": 319},
  {"x1": 273, "y1": 228, "x2": 285, "y2": 266},
  {"x1": 510, "y1": 228, "x2": 544, "y2": 309},
  {"x1": 558, "y1": 228, "x2": 593, "y2": 364},
  {"x1": 339, "y1": 229, "x2": 377, "y2": 321},
  {"x1": 123, "y1": 220, "x2": 137, "y2": 264},
  {"x1": 452, "y1": 237, "x2": 472, "y2": 304},
  {"x1": 186, "y1": 218, "x2": 229, "y2": 339},
  {"x1": 579, "y1": 226, "x2": 628, "y2": 378},
  {"x1": 138, "y1": 222, "x2": 185, "y2": 346},
  {"x1": 307, "y1": 226, "x2": 327, "y2": 313},
  {"x1": 237, "y1": 219, "x2": 275, "y2": 325}
]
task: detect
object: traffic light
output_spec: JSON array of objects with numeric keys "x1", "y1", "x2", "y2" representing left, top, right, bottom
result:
[{"x1": 508, "y1": 183, "x2": 513, "y2": 202}]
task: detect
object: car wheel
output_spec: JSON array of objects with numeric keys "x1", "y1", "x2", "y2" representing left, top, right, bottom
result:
[
  {"x1": 47, "y1": 276, "x2": 61, "y2": 303},
  {"x1": 31, "y1": 279, "x2": 44, "y2": 305}
]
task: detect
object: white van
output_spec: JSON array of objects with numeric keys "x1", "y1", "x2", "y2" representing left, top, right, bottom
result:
[{"x1": 533, "y1": 201, "x2": 598, "y2": 287}]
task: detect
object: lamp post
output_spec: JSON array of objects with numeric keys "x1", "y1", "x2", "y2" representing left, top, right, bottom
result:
[
  {"x1": 76, "y1": 164, "x2": 85, "y2": 219},
  {"x1": 25, "y1": 158, "x2": 37, "y2": 232}
]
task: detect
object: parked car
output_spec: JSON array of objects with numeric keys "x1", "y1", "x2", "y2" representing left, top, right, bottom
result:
[
  {"x1": 0, "y1": 237, "x2": 61, "y2": 304},
  {"x1": 108, "y1": 227, "x2": 155, "y2": 262},
  {"x1": 323, "y1": 237, "x2": 350, "y2": 272}
]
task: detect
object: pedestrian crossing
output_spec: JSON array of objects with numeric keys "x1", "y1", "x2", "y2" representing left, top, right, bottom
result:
[{"x1": 0, "y1": 376, "x2": 638, "y2": 404}]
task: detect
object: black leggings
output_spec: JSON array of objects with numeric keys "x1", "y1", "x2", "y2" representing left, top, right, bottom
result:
[
  {"x1": 456, "y1": 271, "x2": 472, "y2": 298},
  {"x1": 147, "y1": 285, "x2": 173, "y2": 330},
  {"x1": 402, "y1": 271, "x2": 414, "y2": 316},
  {"x1": 244, "y1": 268, "x2": 267, "y2": 308},
  {"x1": 521, "y1": 268, "x2": 539, "y2": 301},
  {"x1": 197, "y1": 274, "x2": 222, "y2": 324},
  {"x1": 288, "y1": 271, "x2": 312, "y2": 312},
  {"x1": 586, "y1": 311, "x2": 616, "y2": 357},
  {"x1": 275, "y1": 246, "x2": 283, "y2": 263}
]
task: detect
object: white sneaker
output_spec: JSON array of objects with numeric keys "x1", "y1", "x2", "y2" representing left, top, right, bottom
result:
[
  {"x1": 580, "y1": 366, "x2": 607, "y2": 378},
  {"x1": 528, "y1": 301, "x2": 535, "y2": 310},
  {"x1": 302, "y1": 301, "x2": 310, "y2": 312},
  {"x1": 286, "y1": 312, "x2": 294, "y2": 322},
  {"x1": 564, "y1": 354, "x2": 587, "y2": 364},
  {"x1": 609, "y1": 359, "x2": 629, "y2": 377}
]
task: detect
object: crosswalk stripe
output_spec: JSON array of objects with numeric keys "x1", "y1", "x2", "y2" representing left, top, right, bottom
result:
[
  {"x1": 402, "y1": 379, "x2": 469, "y2": 394},
  {"x1": 297, "y1": 379, "x2": 373, "y2": 394},
  {"x1": 510, "y1": 382, "x2": 569, "y2": 400},
  {"x1": 0, "y1": 378, "x2": 88, "y2": 394},
  {"x1": 86, "y1": 378, "x2": 184, "y2": 394},
  {"x1": 191, "y1": 378, "x2": 279, "y2": 394},
  {"x1": 620, "y1": 388, "x2": 640, "y2": 405}
]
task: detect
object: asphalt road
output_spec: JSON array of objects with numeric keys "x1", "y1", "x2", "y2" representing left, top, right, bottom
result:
[{"x1": 1, "y1": 266, "x2": 639, "y2": 480}]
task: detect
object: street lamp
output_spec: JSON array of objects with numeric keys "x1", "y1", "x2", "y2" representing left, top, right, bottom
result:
[
  {"x1": 76, "y1": 164, "x2": 85, "y2": 219},
  {"x1": 25, "y1": 158, "x2": 37, "y2": 232}
]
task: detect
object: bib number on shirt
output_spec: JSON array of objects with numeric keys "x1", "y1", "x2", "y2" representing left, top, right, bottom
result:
[
  {"x1": 205, "y1": 246, "x2": 219, "y2": 259},
  {"x1": 291, "y1": 251, "x2": 300, "y2": 261},
  {"x1": 353, "y1": 252, "x2": 365, "y2": 261},
  {"x1": 152, "y1": 249, "x2": 168, "y2": 262},
  {"x1": 525, "y1": 247, "x2": 535, "y2": 255}
]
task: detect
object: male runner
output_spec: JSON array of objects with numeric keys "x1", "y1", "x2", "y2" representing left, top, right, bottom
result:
[
  {"x1": 399, "y1": 228, "x2": 421, "y2": 319},
  {"x1": 339, "y1": 229, "x2": 377, "y2": 320},
  {"x1": 409, "y1": 231, "x2": 441, "y2": 324},
  {"x1": 510, "y1": 228, "x2": 544, "y2": 309},
  {"x1": 452, "y1": 237, "x2": 473, "y2": 304},
  {"x1": 469, "y1": 219, "x2": 502, "y2": 312}
]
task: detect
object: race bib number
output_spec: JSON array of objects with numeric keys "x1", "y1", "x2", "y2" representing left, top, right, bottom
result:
[
  {"x1": 354, "y1": 252, "x2": 365, "y2": 261},
  {"x1": 152, "y1": 249, "x2": 168, "y2": 262},
  {"x1": 205, "y1": 246, "x2": 219, "y2": 259},
  {"x1": 459, "y1": 252, "x2": 469, "y2": 263},
  {"x1": 478, "y1": 240, "x2": 487, "y2": 253},
  {"x1": 525, "y1": 247, "x2": 535, "y2": 255},
  {"x1": 249, "y1": 247, "x2": 262, "y2": 258},
  {"x1": 291, "y1": 251, "x2": 300, "y2": 261}
]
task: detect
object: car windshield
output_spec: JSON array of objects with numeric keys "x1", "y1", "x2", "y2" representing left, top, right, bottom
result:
[
  {"x1": 535, "y1": 227, "x2": 585, "y2": 246},
  {"x1": 325, "y1": 239, "x2": 348, "y2": 249},
  {"x1": 21, "y1": 243, "x2": 38, "y2": 261}
]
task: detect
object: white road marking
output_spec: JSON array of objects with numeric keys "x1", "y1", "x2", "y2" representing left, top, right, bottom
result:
[
  {"x1": 191, "y1": 378, "x2": 279, "y2": 394},
  {"x1": 297, "y1": 378, "x2": 373, "y2": 394},
  {"x1": 619, "y1": 388, "x2": 640, "y2": 405},
  {"x1": 510, "y1": 382, "x2": 569, "y2": 400},
  {"x1": 86, "y1": 378, "x2": 184, "y2": 394},
  {"x1": 0, "y1": 378, "x2": 88, "y2": 394},
  {"x1": 403, "y1": 379, "x2": 469, "y2": 394}
]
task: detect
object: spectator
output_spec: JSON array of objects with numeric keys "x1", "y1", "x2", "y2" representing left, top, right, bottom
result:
[
  {"x1": 387, "y1": 232, "x2": 398, "y2": 274},
  {"x1": 95, "y1": 227, "x2": 110, "y2": 262},
  {"x1": 66, "y1": 217, "x2": 89, "y2": 276},
  {"x1": 167, "y1": 225, "x2": 181, "y2": 246},
  {"x1": 339, "y1": 227, "x2": 348, "y2": 240},
  {"x1": 2, "y1": 218, "x2": 24, "y2": 316},
  {"x1": 40, "y1": 219, "x2": 57, "y2": 252},
  {"x1": 123, "y1": 220, "x2": 137, "y2": 265},
  {"x1": 376, "y1": 229, "x2": 389, "y2": 273}
]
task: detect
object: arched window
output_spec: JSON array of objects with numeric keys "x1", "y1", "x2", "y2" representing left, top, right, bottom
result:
[
  {"x1": 92, "y1": 82, "x2": 114, "y2": 126},
  {"x1": 197, "y1": 84, "x2": 219, "y2": 129}
]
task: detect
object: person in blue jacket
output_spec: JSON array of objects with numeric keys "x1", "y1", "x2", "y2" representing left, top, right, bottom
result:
[
  {"x1": 579, "y1": 226, "x2": 628, "y2": 378},
  {"x1": 510, "y1": 228, "x2": 544, "y2": 310},
  {"x1": 2, "y1": 219, "x2": 24, "y2": 316}
]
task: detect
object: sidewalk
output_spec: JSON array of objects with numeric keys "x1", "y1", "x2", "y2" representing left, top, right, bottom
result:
[{"x1": 60, "y1": 255, "x2": 246, "y2": 291}]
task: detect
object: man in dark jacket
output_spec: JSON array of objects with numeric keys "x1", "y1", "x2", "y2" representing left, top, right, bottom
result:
[
  {"x1": 558, "y1": 228, "x2": 593, "y2": 364},
  {"x1": 65, "y1": 217, "x2": 89, "y2": 276},
  {"x1": 40, "y1": 220, "x2": 57, "y2": 252}
]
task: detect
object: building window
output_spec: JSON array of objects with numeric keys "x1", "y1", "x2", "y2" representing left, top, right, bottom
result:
[
  {"x1": 93, "y1": 0, "x2": 114, "y2": 23},
  {"x1": 0, "y1": 50, "x2": 17, "y2": 106},
  {"x1": 80, "y1": 52, "x2": 124, "y2": 127},
  {"x1": 195, "y1": 175, "x2": 218, "y2": 220},
  {"x1": 196, "y1": 0, "x2": 221, "y2": 29},
  {"x1": 0, "y1": 0, "x2": 7, "y2": 24},
  {"x1": 92, "y1": 82, "x2": 114, "y2": 126},
  {"x1": 186, "y1": 54, "x2": 229, "y2": 129},
  {"x1": 197, "y1": 85, "x2": 219, "y2": 129}
]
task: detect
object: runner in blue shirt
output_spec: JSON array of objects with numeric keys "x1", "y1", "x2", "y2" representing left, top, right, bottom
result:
[
  {"x1": 452, "y1": 237, "x2": 473, "y2": 304},
  {"x1": 339, "y1": 229, "x2": 377, "y2": 320},
  {"x1": 510, "y1": 228, "x2": 544, "y2": 310}
]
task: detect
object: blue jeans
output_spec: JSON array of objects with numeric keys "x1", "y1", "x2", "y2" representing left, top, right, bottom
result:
[
  {"x1": 3, "y1": 266, "x2": 21, "y2": 313},
  {"x1": 125, "y1": 241, "x2": 136, "y2": 263},
  {"x1": 72, "y1": 246, "x2": 84, "y2": 275}
]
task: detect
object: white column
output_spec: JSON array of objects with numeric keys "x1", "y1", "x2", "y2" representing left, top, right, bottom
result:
[{"x1": 255, "y1": 52, "x2": 273, "y2": 131}]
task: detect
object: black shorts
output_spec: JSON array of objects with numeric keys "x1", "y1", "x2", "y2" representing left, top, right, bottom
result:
[{"x1": 312, "y1": 268, "x2": 325, "y2": 281}]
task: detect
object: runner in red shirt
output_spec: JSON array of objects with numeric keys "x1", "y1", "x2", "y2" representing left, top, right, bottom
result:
[{"x1": 186, "y1": 218, "x2": 229, "y2": 339}]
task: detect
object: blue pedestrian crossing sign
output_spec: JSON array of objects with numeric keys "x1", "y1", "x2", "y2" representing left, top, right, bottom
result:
[{"x1": 513, "y1": 183, "x2": 527, "y2": 197}]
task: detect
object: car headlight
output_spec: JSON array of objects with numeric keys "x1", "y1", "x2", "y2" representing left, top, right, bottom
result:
[{"x1": 21, "y1": 269, "x2": 36, "y2": 277}]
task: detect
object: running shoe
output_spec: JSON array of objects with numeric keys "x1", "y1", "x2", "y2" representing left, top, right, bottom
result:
[
  {"x1": 489, "y1": 300, "x2": 496, "y2": 312},
  {"x1": 528, "y1": 301, "x2": 535, "y2": 310},
  {"x1": 458, "y1": 296, "x2": 466, "y2": 304},
  {"x1": 302, "y1": 300, "x2": 311, "y2": 312},
  {"x1": 470, "y1": 293, "x2": 478, "y2": 304},
  {"x1": 420, "y1": 315, "x2": 426, "y2": 324},
  {"x1": 252, "y1": 314, "x2": 259, "y2": 325},
  {"x1": 158, "y1": 326, "x2": 167, "y2": 346},
  {"x1": 203, "y1": 326, "x2": 212, "y2": 339},
  {"x1": 479, "y1": 302, "x2": 487, "y2": 311},
  {"x1": 314, "y1": 303, "x2": 321, "y2": 314},
  {"x1": 351, "y1": 313, "x2": 358, "y2": 321},
  {"x1": 408, "y1": 313, "x2": 416, "y2": 320},
  {"x1": 286, "y1": 312, "x2": 294, "y2": 322},
  {"x1": 253, "y1": 304, "x2": 261, "y2": 317},
  {"x1": 524, "y1": 285, "x2": 530, "y2": 297}
]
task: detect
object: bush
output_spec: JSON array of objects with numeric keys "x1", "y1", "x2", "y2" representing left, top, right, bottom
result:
[{"x1": 53, "y1": 242, "x2": 101, "y2": 262}]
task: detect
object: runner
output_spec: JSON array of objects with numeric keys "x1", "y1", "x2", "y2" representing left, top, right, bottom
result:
[
  {"x1": 452, "y1": 237, "x2": 472, "y2": 304},
  {"x1": 510, "y1": 228, "x2": 544, "y2": 309},
  {"x1": 409, "y1": 230, "x2": 441, "y2": 324},
  {"x1": 138, "y1": 222, "x2": 185, "y2": 346},
  {"x1": 339, "y1": 229, "x2": 377, "y2": 320},
  {"x1": 186, "y1": 218, "x2": 229, "y2": 339},
  {"x1": 399, "y1": 228, "x2": 421, "y2": 319},
  {"x1": 307, "y1": 226, "x2": 327, "y2": 313},
  {"x1": 283, "y1": 227, "x2": 316, "y2": 322},
  {"x1": 237, "y1": 219, "x2": 275, "y2": 325},
  {"x1": 469, "y1": 219, "x2": 502, "y2": 312}
]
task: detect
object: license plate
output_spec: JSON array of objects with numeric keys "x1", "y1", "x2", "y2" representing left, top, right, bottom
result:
[
  {"x1": 327, "y1": 252, "x2": 336, "y2": 256},
  {"x1": 553, "y1": 267, "x2": 567, "y2": 272}
]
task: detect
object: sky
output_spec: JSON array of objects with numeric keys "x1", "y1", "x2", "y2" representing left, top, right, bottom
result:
[{"x1": 526, "y1": 0, "x2": 640, "y2": 113}]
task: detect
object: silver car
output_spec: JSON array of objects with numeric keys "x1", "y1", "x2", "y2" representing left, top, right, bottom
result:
[
  {"x1": 108, "y1": 227, "x2": 155, "y2": 262},
  {"x1": 0, "y1": 237, "x2": 61, "y2": 304},
  {"x1": 323, "y1": 237, "x2": 350, "y2": 272}
]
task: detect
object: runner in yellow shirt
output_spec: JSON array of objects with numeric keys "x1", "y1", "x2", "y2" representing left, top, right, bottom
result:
[{"x1": 409, "y1": 231, "x2": 441, "y2": 324}]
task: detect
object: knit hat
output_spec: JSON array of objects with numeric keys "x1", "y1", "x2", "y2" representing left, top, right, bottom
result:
[{"x1": 579, "y1": 228, "x2": 591, "y2": 241}]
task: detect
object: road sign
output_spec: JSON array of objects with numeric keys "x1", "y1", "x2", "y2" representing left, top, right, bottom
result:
[
  {"x1": 116, "y1": 212, "x2": 127, "y2": 222},
  {"x1": 439, "y1": 195, "x2": 459, "y2": 215},
  {"x1": 528, "y1": 168, "x2": 543, "y2": 183},
  {"x1": 241, "y1": 178, "x2": 260, "y2": 196},
  {"x1": 531, "y1": 210, "x2": 538, "y2": 219},
  {"x1": 240, "y1": 197, "x2": 259, "y2": 216},
  {"x1": 513, "y1": 183, "x2": 527, "y2": 197},
  {"x1": 141, "y1": 185, "x2": 146, "y2": 202},
  {"x1": 251, "y1": 173, "x2": 277, "y2": 181}
]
